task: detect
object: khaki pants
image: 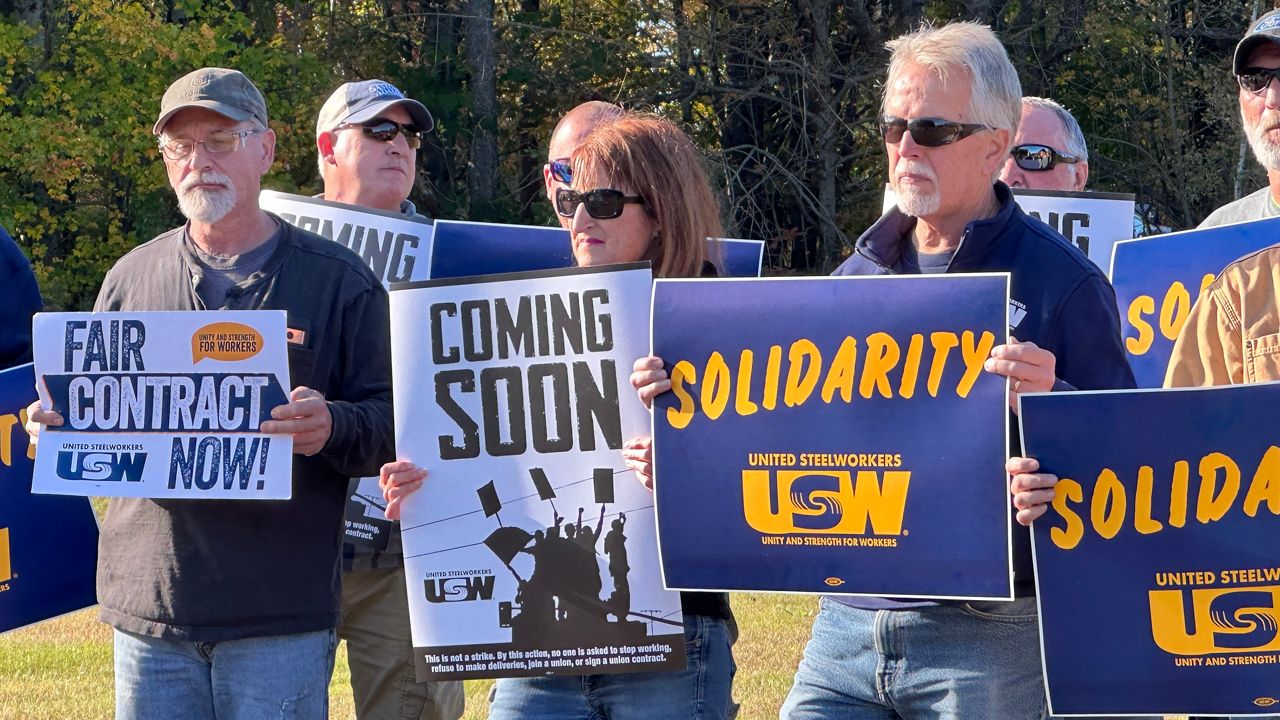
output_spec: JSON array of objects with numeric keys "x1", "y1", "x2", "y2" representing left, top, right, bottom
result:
[{"x1": 340, "y1": 565, "x2": 464, "y2": 720}]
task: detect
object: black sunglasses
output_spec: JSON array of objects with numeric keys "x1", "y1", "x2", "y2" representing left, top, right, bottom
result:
[
  {"x1": 336, "y1": 120, "x2": 423, "y2": 149},
  {"x1": 879, "y1": 115, "x2": 990, "y2": 147},
  {"x1": 548, "y1": 158, "x2": 572, "y2": 184},
  {"x1": 555, "y1": 188, "x2": 645, "y2": 219},
  {"x1": 1009, "y1": 143, "x2": 1080, "y2": 171},
  {"x1": 1238, "y1": 67, "x2": 1280, "y2": 94}
]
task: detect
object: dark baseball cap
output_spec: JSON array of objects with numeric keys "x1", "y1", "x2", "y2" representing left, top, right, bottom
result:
[
  {"x1": 316, "y1": 80, "x2": 433, "y2": 136},
  {"x1": 1235, "y1": 9, "x2": 1280, "y2": 74},
  {"x1": 153, "y1": 67, "x2": 268, "y2": 135}
]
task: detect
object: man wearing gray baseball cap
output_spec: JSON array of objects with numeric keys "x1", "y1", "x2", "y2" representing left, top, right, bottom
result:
[
  {"x1": 26, "y1": 67, "x2": 395, "y2": 719},
  {"x1": 314, "y1": 79, "x2": 464, "y2": 720}
]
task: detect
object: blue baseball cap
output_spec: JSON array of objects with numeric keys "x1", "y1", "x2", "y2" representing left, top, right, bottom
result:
[
  {"x1": 1235, "y1": 9, "x2": 1280, "y2": 74},
  {"x1": 316, "y1": 80, "x2": 433, "y2": 135}
]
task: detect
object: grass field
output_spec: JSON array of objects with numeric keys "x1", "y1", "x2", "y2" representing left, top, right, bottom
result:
[{"x1": 0, "y1": 593, "x2": 818, "y2": 720}]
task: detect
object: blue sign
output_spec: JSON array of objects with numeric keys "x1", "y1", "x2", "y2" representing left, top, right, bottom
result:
[
  {"x1": 651, "y1": 275, "x2": 1012, "y2": 598},
  {"x1": 1110, "y1": 218, "x2": 1280, "y2": 387},
  {"x1": 1021, "y1": 383, "x2": 1280, "y2": 716},
  {"x1": 0, "y1": 363, "x2": 98, "y2": 634},
  {"x1": 428, "y1": 220, "x2": 765, "y2": 279}
]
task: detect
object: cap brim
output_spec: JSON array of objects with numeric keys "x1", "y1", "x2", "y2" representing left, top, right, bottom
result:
[
  {"x1": 1235, "y1": 35, "x2": 1280, "y2": 74},
  {"x1": 153, "y1": 100, "x2": 255, "y2": 135},
  {"x1": 343, "y1": 99, "x2": 434, "y2": 133}
]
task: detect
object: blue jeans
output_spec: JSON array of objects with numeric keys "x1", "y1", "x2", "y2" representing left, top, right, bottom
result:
[
  {"x1": 114, "y1": 627, "x2": 337, "y2": 720},
  {"x1": 782, "y1": 597, "x2": 1048, "y2": 719},
  {"x1": 487, "y1": 614, "x2": 736, "y2": 720}
]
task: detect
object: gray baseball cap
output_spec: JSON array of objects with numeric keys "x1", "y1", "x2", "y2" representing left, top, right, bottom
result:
[
  {"x1": 1235, "y1": 9, "x2": 1280, "y2": 74},
  {"x1": 316, "y1": 80, "x2": 433, "y2": 136},
  {"x1": 154, "y1": 67, "x2": 268, "y2": 135}
]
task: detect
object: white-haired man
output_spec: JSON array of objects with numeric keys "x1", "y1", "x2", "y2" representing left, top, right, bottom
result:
[
  {"x1": 1199, "y1": 10, "x2": 1280, "y2": 228},
  {"x1": 777, "y1": 22, "x2": 1135, "y2": 717},
  {"x1": 314, "y1": 79, "x2": 464, "y2": 720},
  {"x1": 999, "y1": 96, "x2": 1091, "y2": 192}
]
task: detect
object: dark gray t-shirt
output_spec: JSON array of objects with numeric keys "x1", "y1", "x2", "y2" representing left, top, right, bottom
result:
[
  {"x1": 894, "y1": 241, "x2": 956, "y2": 274},
  {"x1": 186, "y1": 224, "x2": 282, "y2": 310}
]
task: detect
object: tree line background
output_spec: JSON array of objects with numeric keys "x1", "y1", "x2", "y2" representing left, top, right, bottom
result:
[{"x1": 0, "y1": 0, "x2": 1272, "y2": 309}]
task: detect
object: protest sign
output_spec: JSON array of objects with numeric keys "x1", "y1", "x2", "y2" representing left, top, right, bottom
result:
[
  {"x1": 260, "y1": 190, "x2": 434, "y2": 286},
  {"x1": 31, "y1": 311, "x2": 294, "y2": 499},
  {"x1": 429, "y1": 220, "x2": 766, "y2": 279},
  {"x1": 651, "y1": 275, "x2": 1011, "y2": 598},
  {"x1": 391, "y1": 263, "x2": 686, "y2": 680},
  {"x1": 1021, "y1": 382, "x2": 1280, "y2": 716},
  {"x1": 1110, "y1": 217, "x2": 1280, "y2": 387},
  {"x1": 0, "y1": 363, "x2": 98, "y2": 634},
  {"x1": 882, "y1": 184, "x2": 1134, "y2": 270}
]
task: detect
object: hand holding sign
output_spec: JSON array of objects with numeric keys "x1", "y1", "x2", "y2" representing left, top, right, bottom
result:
[
  {"x1": 1006, "y1": 455, "x2": 1057, "y2": 525},
  {"x1": 379, "y1": 460, "x2": 427, "y2": 521},
  {"x1": 621, "y1": 436, "x2": 654, "y2": 490},
  {"x1": 630, "y1": 355, "x2": 670, "y2": 409},
  {"x1": 260, "y1": 386, "x2": 332, "y2": 456},
  {"x1": 984, "y1": 338, "x2": 1056, "y2": 412},
  {"x1": 23, "y1": 398, "x2": 61, "y2": 449}
]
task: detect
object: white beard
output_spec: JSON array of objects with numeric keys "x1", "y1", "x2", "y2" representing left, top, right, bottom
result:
[
  {"x1": 893, "y1": 161, "x2": 941, "y2": 217},
  {"x1": 177, "y1": 172, "x2": 237, "y2": 223},
  {"x1": 1246, "y1": 109, "x2": 1280, "y2": 172}
]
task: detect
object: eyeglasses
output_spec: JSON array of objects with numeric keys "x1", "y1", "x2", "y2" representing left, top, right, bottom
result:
[
  {"x1": 157, "y1": 129, "x2": 262, "y2": 161},
  {"x1": 1009, "y1": 143, "x2": 1080, "y2": 171},
  {"x1": 879, "y1": 116, "x2": 990, "y2": 147},
  {"x1": 547, "y1": 158, "x2": 573, "y2": 185},
  {"x1": 1238, "y1": 67, "x2": 1280, "y2": 94},
  {"x1": 336, "y1": 120, "x2": 422, "y2": 149},
  {"x1": 555, "y1": 188, "x2": 645, "y2": 219}
]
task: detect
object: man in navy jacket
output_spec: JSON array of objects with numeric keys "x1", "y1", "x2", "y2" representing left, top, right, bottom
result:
[{"x1": 0, "y1": 224, "x2": 42, "y2": 371}]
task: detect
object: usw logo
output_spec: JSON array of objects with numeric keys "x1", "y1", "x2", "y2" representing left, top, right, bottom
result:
[
  {"x1": 742, "y1": 469, "x2": 910, "y2": 535},
  {"x1": 425, "y1": 574, "x2": 495, "y2": 603},
  {"x1": 1150, "y1": 586, "x2": 1280, "y2": 655},
  {"x1": 56, "y1": 451, "x2": 146, "y2": 483}
]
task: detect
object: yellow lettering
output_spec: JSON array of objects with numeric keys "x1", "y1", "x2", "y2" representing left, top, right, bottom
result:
[
  {"x1": 1199, "y1": 273, "x2": 1215, "y2": 296},
  {"x1": 0, "y1": 528, "x2": 8, "y2": 583},
  {"x1": 926, "y1": 332, "x2": 958, "y2": 397},
  {"x1": 1126, "y1": 295, "x2": 1155, "y2": 355},
  {"x1": 702, "y1": 352, "x2": 731, "y2": 420},
  {"x1": 734, "y1": 350, "x2": 758, "y2": 416},
  {"x1": 898, "y1": 334, "x2": 923, "y2": 399},
  {"x1": 1092, "y1": 469, "x2": 1126, "y2": 540},
  {"x1": 1244, "y1": 446, "x2": 1280, "y2": 517},
  {"x1": 1134, "y1": 465, "x2": 1164, "y2": 535},
  {"x1": 821, "y1": 337, "x2": 857, "y2": 403},
  {"x1": 666, "y1": 361, "x2": 697, "y2": 430},
  {"x1": 0, "y1": 413, "x2": 16, "y2": 467},
  {"x1": 957, "y1": 330, "x2": 996, "y2": 398},
  {"x1": 1169, "y1": 460, "x2": 1189, "y2": 528},
  {"x1": 1159, "y1": 282, "x2": 1191, "y2": 342},
  {"x1": 1197, "y1": 452, "x2": 1240, "y2": 524},
  {"x1": 850, "y1": 470, "x2": 911, "y2": 535},
  {"x1": 1050, "y1": 478, "x2": 1085, "y2": 550},
  {"x1": 860, "y1": 332, "x2": 899, "y2": 399},
  {"x1": 763, "y1": 345, "x2": 782, "y2": 411},
  {"x1": 783, "y1": 340, "x2": 822, "y2": 407}
]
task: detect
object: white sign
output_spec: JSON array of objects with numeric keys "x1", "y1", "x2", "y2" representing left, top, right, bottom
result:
[
  {"x1": 261, "y1": 190, "x2": 433, "y2": 287},
  {"x1": 32, "y1": 311, "x2": 294, "y2": 499},
  {"x1": 391, "y1": 264, "x2": 686, "y2": 680},
  {"x1": 882, "y1": 185, "x2": 1135, "y2": 271}
]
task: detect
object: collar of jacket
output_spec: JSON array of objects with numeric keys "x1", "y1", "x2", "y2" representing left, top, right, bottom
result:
[{"x1": 855, "y1": 181, "x2": 1018, "y2": 273}]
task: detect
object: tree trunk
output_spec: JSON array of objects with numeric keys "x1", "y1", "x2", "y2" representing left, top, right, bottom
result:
[{"x1": 465, "y1": 0, "x2": 500, "y2": 219}]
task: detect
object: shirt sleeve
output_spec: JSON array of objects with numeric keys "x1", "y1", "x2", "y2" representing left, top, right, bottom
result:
[
  {"x1": 0, "y1": 226, "x2": 43, "y2": 370},
  {"x1": 1051, "y1": 274, "x2": 1137, "y2": 391},
  {"x1": 318, "y1": 282, "x2": 395, "y2": 477}
]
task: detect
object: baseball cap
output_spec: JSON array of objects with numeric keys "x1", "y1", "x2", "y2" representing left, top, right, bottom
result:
[
  {"x1": 153, "y1": 67, "x2": 268, "y2": 135},
  {"x1": 316, "y1": 80, "x2": 434, "y2": 136},
  {"x1": 1234, "y1": 9, "x2": 1280, "y2": 74}
]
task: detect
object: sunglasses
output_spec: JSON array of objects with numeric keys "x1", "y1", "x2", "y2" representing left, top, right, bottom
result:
[
  {"x1": 1009, "y1": 143, "x2": 1080, "y2": 171},
  {"x1": 555, "y1": 188, "x2": 645, "y2": 219},
  {"x1": 548, "y1": 158, "x2": 573, "y2": 184},
  {"x1": 879, "y1": 115, "x2": 990, "y2": 147},
  {"x1": 1238, "y1": 67, "x2": 1280, "y2": 94},
  {"x1": 336, "y1": 120, "x2": 422, "y2": 149},
  {"x1": 158, "y1": 129, "x2": 262, "y2": 161}
]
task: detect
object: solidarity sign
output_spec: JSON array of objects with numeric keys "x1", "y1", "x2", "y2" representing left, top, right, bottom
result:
[
  {"x1": 650, "y1": 274, "x2": 1012, "y2": 599},
  {"x1": 31, "y1": 311, "x2": 294, "y2": 499},
  {"x1": 390, "y1": 264, "x2": 686, "y2": 681},
  {"x1": 1022, "y1": 383, "x2": 1280, "y2": 716}
]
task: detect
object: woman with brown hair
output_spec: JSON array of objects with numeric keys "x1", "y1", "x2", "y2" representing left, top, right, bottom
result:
[{"x1": 381, "y1": 111, "x2": 738, "y2": 719}]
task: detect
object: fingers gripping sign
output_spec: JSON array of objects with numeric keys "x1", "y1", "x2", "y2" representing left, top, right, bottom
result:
[
  {"x1": 1007, "y1": 455, "x2": 1059, "y2": 526},
  {"x1": 984, "y1": 337, "x2": 1057, "y2": 413},
  {"x1": 622, "y1": 436, "x2": 654, "y2": 491},
  {"x1": 379, "y1": 460, "x2": 427, "y2": 521},
  {"x1": 630, "y1": 355, "x2": 670, "y2": 409},
  {"x1": 260, "y1": 386, "x2": 332, "y2": 456}
]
